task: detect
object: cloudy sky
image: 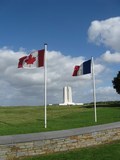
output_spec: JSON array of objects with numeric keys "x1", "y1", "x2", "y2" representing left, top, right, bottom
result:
[{"x1": 0, "y1": 0, "x2": 120, "y2": 106}]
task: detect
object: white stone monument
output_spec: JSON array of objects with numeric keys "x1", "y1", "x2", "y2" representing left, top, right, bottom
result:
[
  {"x1": 59, "y1": 86, "x2": 83, "y2": 106},
  {"x1": 59, "y1": 86, "x2": 75, "y2": 105}
]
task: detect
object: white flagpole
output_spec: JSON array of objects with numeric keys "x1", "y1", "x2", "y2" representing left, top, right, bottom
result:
[
  {"x1": 44, "y1": 43, "x2": 47, "y2": 128},
  {"x1": 91, "y1": 57, "x2": 97, "y2": 122}
]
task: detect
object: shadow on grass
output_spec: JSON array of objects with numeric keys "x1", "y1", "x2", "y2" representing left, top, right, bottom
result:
[{"x1": 0, "y1": 121, "x2": 14, "y2": 126}]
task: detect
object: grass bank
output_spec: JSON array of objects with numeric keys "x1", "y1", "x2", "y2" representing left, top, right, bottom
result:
[{"x1": 0, "y1": 105, "x2": 120, "y2": 135}]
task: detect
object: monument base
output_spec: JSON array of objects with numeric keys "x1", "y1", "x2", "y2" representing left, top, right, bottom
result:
[{"x1": 59, "y1": 103, "x2": 83, "y2": 106}]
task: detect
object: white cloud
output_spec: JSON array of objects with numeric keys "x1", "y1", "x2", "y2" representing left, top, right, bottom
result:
[
  {"x1": 101, "y1": 50, "x2": 120, "y2": 63},
  {"x1": 96, "y1": 86, "x2": 114, "y2": 94},
  {"x1": 88, "y1": 17, "x2": 120, "y2": 51},
  {"x1": 0, "y1": 47, "x2": 117, "y2": 106},
  {"x1": 95, "y1": 86, "x2": 120, "y2": 102},
  {"x1": 0, "y1": 48, "x2": 89, "y2": 105},
  {"x1": 94, "y1": 63, "x2": 105, "y2": 75}
]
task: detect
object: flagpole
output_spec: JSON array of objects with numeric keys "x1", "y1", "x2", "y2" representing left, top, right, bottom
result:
[
  {"x1": 91, "y1": 57, "x2": 97, "y2": 122},
  {"x1": 44, "y1": 43, "x2": 47, "y2": 128}
]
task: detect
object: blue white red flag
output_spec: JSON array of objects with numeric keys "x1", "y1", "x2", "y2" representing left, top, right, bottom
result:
[{"x1": 72, "y1": 59, "x2": 91, "y2": 76}]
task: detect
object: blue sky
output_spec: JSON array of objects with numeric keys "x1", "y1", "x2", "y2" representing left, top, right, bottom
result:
[
  {"x1": 0, "y1": 0, "x2": 119, "y2": 55},
  {"x1": 0, "y1": 0, "x2": 120, "y2": 106}
]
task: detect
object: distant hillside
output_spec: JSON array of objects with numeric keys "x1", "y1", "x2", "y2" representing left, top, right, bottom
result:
[{"x1": 84, "y1": 101, "x2": 120, "y2": 108}]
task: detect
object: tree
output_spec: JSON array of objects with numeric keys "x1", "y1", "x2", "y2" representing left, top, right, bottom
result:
[{"x1": 112, "y1": 71, "x2": 120, "y2": 94}]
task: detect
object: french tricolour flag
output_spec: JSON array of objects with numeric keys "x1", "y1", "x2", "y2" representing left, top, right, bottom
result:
[
  {"x1": 72, "y1": 59, "x2": 91, "y2": 76},
  {"x1": 72, "y1": 58, "x2": 97, "y2": 122}
]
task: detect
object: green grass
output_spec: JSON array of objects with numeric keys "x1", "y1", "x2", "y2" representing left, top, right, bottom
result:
[
  {"x1": 22, "y1": 140, "x2": 120, "y2": 160},
  {"x1": 0, "y1": 105, "x2": 120, "y2": 135}
]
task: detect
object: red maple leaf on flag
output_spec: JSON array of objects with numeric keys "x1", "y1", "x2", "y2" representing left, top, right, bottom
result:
[{"x1": 25, "y1": 54, "x2": 36, "y2": 64}]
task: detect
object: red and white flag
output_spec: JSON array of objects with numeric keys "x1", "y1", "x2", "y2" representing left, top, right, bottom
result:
[{"x1": 18, "y1": 49, "x2": 45, "y2": 68}]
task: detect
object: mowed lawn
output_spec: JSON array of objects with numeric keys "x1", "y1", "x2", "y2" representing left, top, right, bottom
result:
[
  {"x1": 0, "y1": 105, "x2": 120, "y2": 135},
  {"x1": 22, "y1": 140, "x2": 120, "y2": 160}
]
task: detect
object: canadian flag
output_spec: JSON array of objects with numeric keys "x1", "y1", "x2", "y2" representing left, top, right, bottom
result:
[{"x1": 18, "y1": 50, "x2": 45, "y2": 68}]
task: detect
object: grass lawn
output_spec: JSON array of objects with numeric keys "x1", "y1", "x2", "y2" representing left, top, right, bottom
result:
[
  {"x1": 0, "y1": 105, "x2": 120, "y2": 135},
  {"x1": 22, "y1": 140, "x2": 120, "y2": 160}
]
